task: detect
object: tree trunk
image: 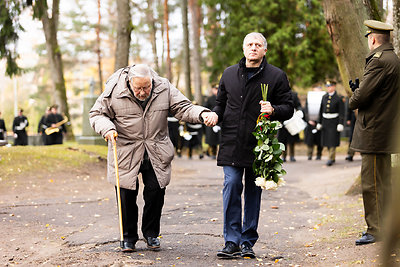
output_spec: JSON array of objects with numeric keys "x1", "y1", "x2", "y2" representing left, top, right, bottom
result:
[
  {"x1": 96, "y1": 0, "x2": 104, "y2": 92},
  {"x1": 189, "y1": 0, "x2": 202, "y2": 104},
  {"x1": 147, "y1": 0, "x2": 160, "y2": 73},
  {"x1": 394, "y1": 0, "x2": 400, "y2": 57},
  {"x1": 181, "y1": 0, "x2": 192, "y2": 100},
  {"x1": 322, "y1": 0, "x2": 370, "y2": 96},
  {"x1": 114, "y1": 0, "x2": 132, "y2": 70},
  {"x1": 164, "y1": 0, "x2": 172, "y2": 81},
  {"x1": 36, "y1": 0, "x2": 73, "y2": 138}
]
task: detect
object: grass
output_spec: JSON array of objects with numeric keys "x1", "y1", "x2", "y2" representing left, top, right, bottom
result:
[{"x1": 0, "y1": 143, "x2": 108, "y2": 181}]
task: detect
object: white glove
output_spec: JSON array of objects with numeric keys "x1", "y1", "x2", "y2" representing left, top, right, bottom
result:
[
  {"x1": 13, "y1": 133, "x2": 18, "y2": 138},
  {"x1": 316, "y1": 123, "x2": 322, "y2": 130},
  {"x1": 337, "y1": 124, "x2": 344, "y2": 132},
  {"x1": 212, "y1": 125, "x2": 221, "y2": 133},
  {"x1": 295, "y1": 110, "x2": 304, "y2": 119}
]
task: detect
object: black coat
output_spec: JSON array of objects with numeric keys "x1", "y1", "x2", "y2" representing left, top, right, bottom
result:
[
  {"x1": 214, "y1": 57, "x2": 294, "y2": 167},
  {"x1": 303, "y1": 99, "x2": 322, "y2": 147},
  {"x1": 318, "y1": 92, "x2": 345, "y2": 147},
  {"x1": 12, "y1": 115, "x2": 29, "y2": 146},
  {"x1": 45, "y1": 113, "x2": 66, "y2": 145},
  {"x1": 0, "y1": 119, "x2": 6, "y2": 140}
]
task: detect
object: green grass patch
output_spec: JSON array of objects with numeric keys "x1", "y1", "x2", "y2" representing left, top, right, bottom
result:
[{"x1": 0, "y1": 143, "x2": 108, "y2": 180}]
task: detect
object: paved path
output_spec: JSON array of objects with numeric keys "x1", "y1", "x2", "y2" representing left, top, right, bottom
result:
[{"x1": 2, "y1": 153, "x2": 383, "y2": 266}]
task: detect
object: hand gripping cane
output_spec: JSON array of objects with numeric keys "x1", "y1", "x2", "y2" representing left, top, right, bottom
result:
[{"x1": 111, "y1": 132, "x2": 124, "y2": 248}]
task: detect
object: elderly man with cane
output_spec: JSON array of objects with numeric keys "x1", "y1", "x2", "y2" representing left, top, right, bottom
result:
[{"x1": 89, "y1": 64, "x2": 214, "y2": 252}]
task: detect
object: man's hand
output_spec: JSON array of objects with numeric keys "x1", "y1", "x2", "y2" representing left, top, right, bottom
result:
[
  {"x1": 201, "y1": 111, "x2": 218, "y2": 127},
  {"x1": 260, "y1": 100, "x2": 274, "y2": 115},
  {"x1": 105, "y1": 130, "x2": 118, "y2": 142}
]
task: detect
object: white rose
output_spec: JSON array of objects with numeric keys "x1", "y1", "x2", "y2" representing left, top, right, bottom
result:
[
  {"x1": 255, "y1": 177, "x2": 266, "y2": 188},
  {"x1": 277, "y1": 178, "x2": 286, "y2": 187},
  {"x1": 265, "y1": 180, "x2": 278, "y2": 190}
]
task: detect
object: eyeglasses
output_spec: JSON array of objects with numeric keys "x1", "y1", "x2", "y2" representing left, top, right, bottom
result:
[{"x1": 132, "y1": 84, "x2": 152, "y2": 92}]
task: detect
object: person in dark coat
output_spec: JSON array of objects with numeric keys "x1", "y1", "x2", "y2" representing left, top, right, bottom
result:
[
  {"x1": 316, "y1": 80, "x2": 345, "y2": 166},
  {"x1": 204, "y1": 85, "x2": 221, "y2": 159},
  {"x1": 167, "y1": 111, "x2": 181, "y2": 156},
  {"x1": 304, "y1": 85, "x2": 324, "y2": 160},
  {"x1": 349, "y1": 20, "x2": 400, "y2": 245},
  {"x1": 185, "y1": 121, "x2": 204, "y2": 159},
  {"x1": 38, "y1": 107, "x2": 50, "y2": 145},
  {"x1": 0, "y1": 112, "x2": 6, "y2": 141},
  {"x1": 207, "y1": 32, "x2": 293, "y2": 259},
  {"x1": 278, "y1": 90, "x2": 302, "y2": 162},
  {"x1": 12, "y1": 109, "x2": 29, "y2": 146},
  {"x1": 44, "y1": 105, "x2": 66, "y2": 145}
]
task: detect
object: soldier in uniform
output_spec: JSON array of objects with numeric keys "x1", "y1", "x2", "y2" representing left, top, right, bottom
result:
[
  {"x1": 204, "y1": 85, "x2": 221, "y2": 159},
  {"x1": 349, "y1": 20, "x2": 400, "y2": 245},
  {"x1": 12, "y1": 109, "x2": 29, "y2": 146},
  {"x1": 316, "y1": 80, "x2": 345, "y2": 166},
  {"x1": 44, "y1": 105, "x2": 66, "y2": 145},
  {"x1": 0, "y1": 112, "x2": 6, "y2": 141}
]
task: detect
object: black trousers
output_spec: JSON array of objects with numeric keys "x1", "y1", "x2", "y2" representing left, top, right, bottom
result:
[{"x1": 116, "y1": 160, "x2": 165, "y2": 243}]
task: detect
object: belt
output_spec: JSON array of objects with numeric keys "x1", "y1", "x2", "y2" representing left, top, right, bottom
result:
[
  {"x1": 322, "y1": 113, "x2": 339, "y2": 119},
  {"x1": 167, "y1": 117, "x2": 179, "y2": 122}
]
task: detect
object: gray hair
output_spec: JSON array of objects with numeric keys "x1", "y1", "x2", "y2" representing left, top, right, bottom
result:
[
  {"x1": 127, "y1": 64, "x2": 153, "y2": 80},
  {"x1": 243, "y1": 32, "x2": 268, "y2": 49}
]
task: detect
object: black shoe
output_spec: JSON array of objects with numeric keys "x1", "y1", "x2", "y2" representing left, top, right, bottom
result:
[
  {"x1": 199, "y1": 154, "x2": 204, "y2": 159},
  {"x1": 326, "y1": 160, "x2": 334, "y2": 166},
  {"x1": 316, "y1": 156, "x2": 321, "y2": 160},
  {"x1": 217, "y1": 241, "x2": 241, "y2": 259},
  {"x1": 240, "y1": 242, "x2": 255, "y2": 258},
  {"x1": 282, "y1": 158, "x2": 286, "y2": 162},
  {"x1": 345, "y1": 155, "x2": 353, "y2": 162},
  {"x1": 146, "y1": 237, "x2": 160, "y2": 249},
  {"x1": 120, "y1": 241, "x2": 136, "y2": 252},
  {"x1": 308, "y1": 156, "x2": 312, "y2": 160},
  {"x1": 355, "y1": 233, "x2": 376, "y2": 245},
  {"x1": 290, "y1": 156, "x2": 296, "y2": 162}
]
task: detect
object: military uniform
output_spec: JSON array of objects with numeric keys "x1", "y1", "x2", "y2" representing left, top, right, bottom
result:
[
  {"x1": 349, "y1": 20, "x2": 400, "y2": 244},
  {"x1": 12, "y1": 113, "x2": 29, "y2": 146},
  {"x1": 318, "y1": 83, "x2": 345, "y2": 164},
  {"x1": 0, "y1": 117, "x2": 6, "y2": 140}
]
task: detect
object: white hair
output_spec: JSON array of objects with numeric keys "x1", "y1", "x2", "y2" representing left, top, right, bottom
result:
[
  {"x1": 243, "y1": 32, "x2": 268, "y2": 49},
  {"x1": 127, "y1": 64, "x2": 153, "y2": 80}
]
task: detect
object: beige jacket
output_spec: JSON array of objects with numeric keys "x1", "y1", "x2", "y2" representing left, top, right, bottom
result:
[{"x1": 89, "y1": 67, "x2": 208, "y2": 190}]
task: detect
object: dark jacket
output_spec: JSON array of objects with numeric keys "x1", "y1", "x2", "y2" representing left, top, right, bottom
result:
[
  {"x1": 214, "y1": 57, "x2": 294, "y2": 167},
  {"x1": 0, "y1": 118, "x2": 6, "y2": 140},
  {"x1": 204, "y1": 94, "x2": 221, "y2": 146},
  {"x1": 349, "y1": 43, "x2": 400, "y2": 153},
  {"x1": 318, "y1": 92, "x2": 345, "y2": 147}
]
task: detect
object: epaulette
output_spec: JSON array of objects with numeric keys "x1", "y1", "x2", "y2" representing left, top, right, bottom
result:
[{"x1": 373, "y1": 51, "x2": 382, "y2": 58}]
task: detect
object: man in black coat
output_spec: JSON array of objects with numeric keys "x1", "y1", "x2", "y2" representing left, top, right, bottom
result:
[
  {"x1": 45, "y1": 105, "x2": 66, "y2": 145},
  {"x1": 12, "y1": 109, "x2": 29, "y2": 146},
  {"x1": 316, "y1": 80, "x2": 345, "y2": 166},
  {"x1": 0, "y1": 112, "x2": 6, "y2": 141},
  {"x1": 207, "y1": 32, "x2": 293, "y2": 259}
]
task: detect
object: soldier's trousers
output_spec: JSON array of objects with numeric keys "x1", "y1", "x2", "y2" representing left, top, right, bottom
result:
[
  {"x1": 361, "y1": 153, "x2": 392, "y2": 236},
  {"x1": 327, "y1": 147, "x2": 336, "y2": 161}
]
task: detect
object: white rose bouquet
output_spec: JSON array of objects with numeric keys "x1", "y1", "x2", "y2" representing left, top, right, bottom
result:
[{"x1": 252, "y1": 84, "x2": 286, "y2": 190}]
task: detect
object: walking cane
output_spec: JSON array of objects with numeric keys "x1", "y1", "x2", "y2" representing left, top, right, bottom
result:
[{"x1": 111, "y1": 132, "x2": 124, "y2": 248}]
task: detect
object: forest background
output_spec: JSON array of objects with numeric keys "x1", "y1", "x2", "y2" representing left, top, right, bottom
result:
[{"x1": 0, "y1": 0, "x2": 399, "y2": 138}]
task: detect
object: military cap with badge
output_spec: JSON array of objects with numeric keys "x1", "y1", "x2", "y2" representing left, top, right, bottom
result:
[{"x1": 349, "y1": 20, "x2": 394, "y2": 92}]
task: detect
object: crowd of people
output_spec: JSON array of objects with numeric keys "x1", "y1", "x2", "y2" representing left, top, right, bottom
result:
[{"x1": 0, "y1": 105, "x2": 67, "y2": 146}]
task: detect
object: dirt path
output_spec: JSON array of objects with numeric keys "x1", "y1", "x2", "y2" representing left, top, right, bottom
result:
[{"x1": 1, "y1": 152, "x2": 397, "y2": 266}]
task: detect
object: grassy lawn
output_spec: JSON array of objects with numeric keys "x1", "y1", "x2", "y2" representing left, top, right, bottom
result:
[{"x1": 0, "y1": 143, "x2": 108, "y2": 181}]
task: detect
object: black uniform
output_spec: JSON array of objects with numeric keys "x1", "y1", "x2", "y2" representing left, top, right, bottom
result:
[
  {"x1": 12, "y1": 115, "x2": 29, "y2": 146},
  {"x1": 38, "y1": 114, "x2": 49, "y2": 145},
  {"x1": 318, "y1": 92, "x2": 344, "y2": 148},
  {"x1": 0, "y1": 118, "x2": 6, "y2": 140},
  {"x1": 45, "y1": 113, "x2": 66, "y2": 145}
]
